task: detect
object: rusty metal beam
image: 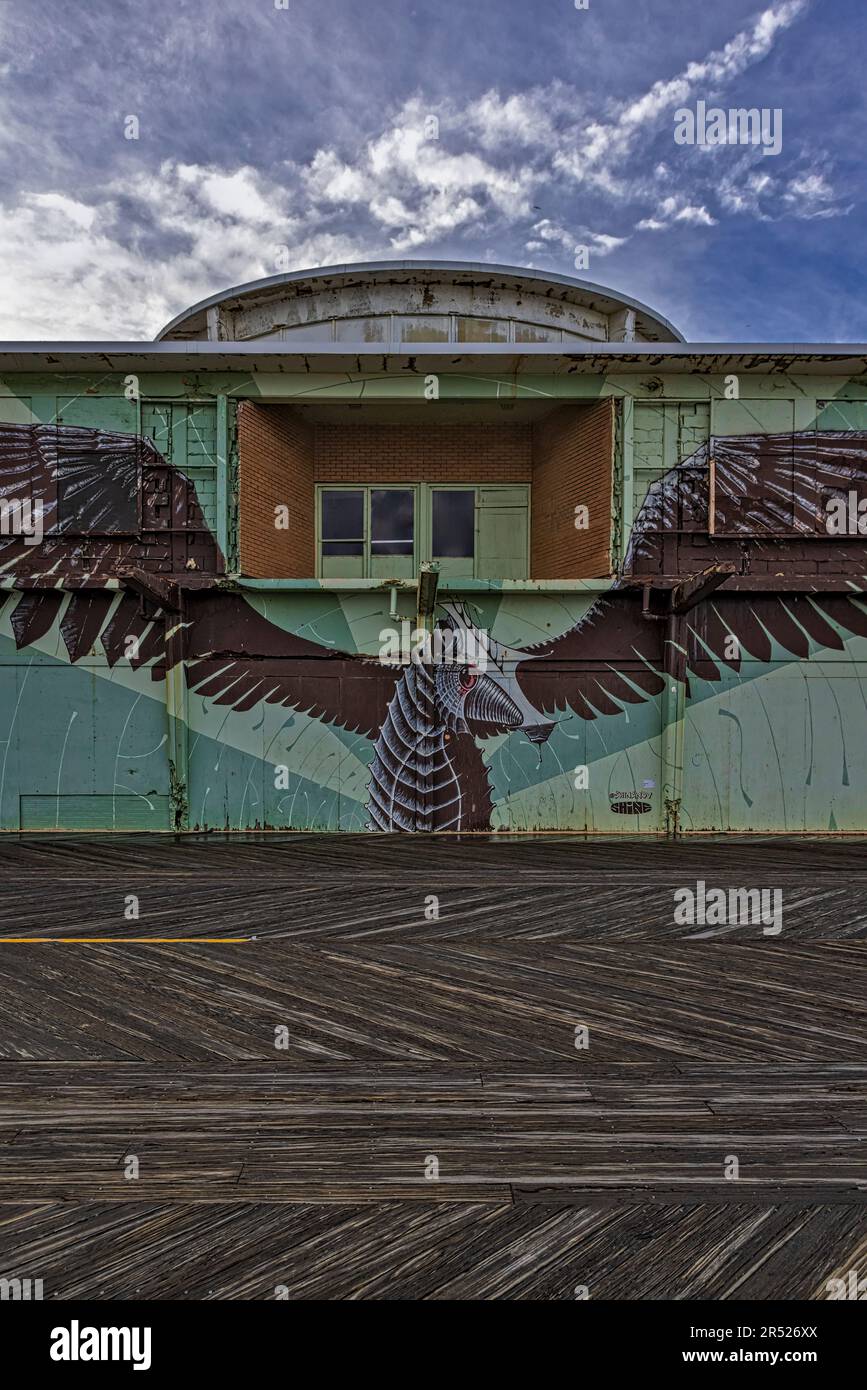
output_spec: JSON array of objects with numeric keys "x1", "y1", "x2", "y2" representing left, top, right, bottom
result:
[
  {"x1": 670, "y1": 563, "x2": 738, "y2": 613},
  {"x1": 118, "y1": 568, "x2": 180, "y2": 612}
]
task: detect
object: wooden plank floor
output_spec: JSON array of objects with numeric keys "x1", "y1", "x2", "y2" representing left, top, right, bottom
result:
[
  {"x1": 0, "y1": 835, "x2": 865, "y2": 1298},
  {"x1": 1, "y1": 1200, "x2": 864, "y2": 1301}
]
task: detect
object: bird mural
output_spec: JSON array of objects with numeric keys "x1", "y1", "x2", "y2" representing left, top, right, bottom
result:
[
  {"x1": 365, "y1": 603, "x2": 557, "y2": 831},
  {"x1": 3, "y1": 419, "x2": 867, "y2": 831}
]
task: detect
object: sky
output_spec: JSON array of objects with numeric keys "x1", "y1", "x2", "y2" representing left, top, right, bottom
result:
[{"x1": 0, "y1": 0, "x2": 864, "y2": 343}]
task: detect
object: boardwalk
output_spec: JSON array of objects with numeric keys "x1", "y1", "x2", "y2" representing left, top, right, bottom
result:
[{"x1": 0, "y1": 835, "x2": 865, "y2": 1298}]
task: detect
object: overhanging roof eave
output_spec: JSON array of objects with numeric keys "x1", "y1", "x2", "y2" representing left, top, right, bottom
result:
[{"x1": 0, "y1": 341, "x2": 865, "y2": 374}]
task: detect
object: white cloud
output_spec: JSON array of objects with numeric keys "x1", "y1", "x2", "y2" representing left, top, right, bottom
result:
[
  {"x1": 29, "y1": 193, "x2": 98, "y2": 232},
  {"x1": 301, "y1": 97, "x2": 536, "y2": 251},
  {"x1": 674, "y1": 204, "x2": 717, "y2": 226},
  {"x1": 715, "y1": 157, "x2": 850, "y2": 222},
  {"x1": 783, "y1": 169, "x2": 851, "y2": 219},
  {"x1": 0, "y1": 163, "x2": 368, "y2": 338},
  {"x1": 0, "y1": 0, "x2": 833, "y2": 337},
  {"x1": 636, "y1": 196, "x2": 716, "y2": 231},
  {"x1": 178, "y1": 166, "x2": 287, "y2": 226},
  {"x1": 464, "y1": 89, "x2": 559, "y2": 151},
  {"x1": 532, "y1": 217, "x2": 628, "y2": 260},
  {"x1": 553, "y1": 0, "x2": 808, "y2": 194}
]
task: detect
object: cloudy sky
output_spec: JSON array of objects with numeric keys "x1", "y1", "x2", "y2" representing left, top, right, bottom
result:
[{"x1": 0, "y1": 0, "x2": 863, "y2": 342}]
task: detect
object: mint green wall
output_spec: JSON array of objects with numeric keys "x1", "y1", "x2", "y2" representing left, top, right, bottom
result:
[
  {"x1": 0, "y1": 366, "x2": 865, "y2": 832},
  {"x1": 0, "y1": 626, "x2": 170, "y2": 831},
  {"x1": 4, "y1": 579, "x2": 867, "y2": 834}
]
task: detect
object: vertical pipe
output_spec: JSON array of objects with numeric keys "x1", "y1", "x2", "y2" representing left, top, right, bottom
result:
[
  {"x1": 216, "y1": 393, "x2": 229, "y2": 574},
  {"x1": 620, "y1": 395, "x2": 634, "y2": 566},
  {"x1": 661, "y1": 610, "x2": 686, "y2": 838},
  {"x1": 164, "y1": 592, "x2": 189, "y2": 833}
]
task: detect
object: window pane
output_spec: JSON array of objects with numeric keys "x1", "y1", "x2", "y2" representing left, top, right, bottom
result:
[
  {"x1": 432, "y1": 490, "x2": 475, "y2": 557},
  {"x1": 371, "y1": 489, "x2": 414, "y2": 553},
  {"x1": 514, "y1": 321, "x2": 561, "y2": 343},
  {"x1": 334, "y1": 316, "x2": 389, "y2": 343},
  {"x1": 56, "y1": 456, "x2": 139, "y2": 534},
  {"x1": 396, "y1": 316, "x2": 450, "y2": 343},
  {"x1": 282, "y1": 321, "x2": 333, "y2": 341},
  {"x1": 322, "y1": 540, "x2": 363, "y2": 556},
  {"x1": 456, "y1": 317, "x2": 509, "y2": 343},
  {"x1": 322, "y1": 490, "x2": 363, "y2": 540}
]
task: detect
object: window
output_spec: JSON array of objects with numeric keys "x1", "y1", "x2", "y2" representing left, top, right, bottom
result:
[
  {"x1": 55, "y1": 455, "x2": 140, "y2": 535},
  {"x1": 319, "y1": 487, "x2": 416, "y2": 578},
  {"x1": 371, "y1": 489, "x2": 414, "y2": 556},
  {"x1": 514, "y1": 321, "x2": 561, "y2": 343},
  {"x1": 321, "y1": 489, "x2": 364, "y2": 556},
  {"x1": 276, "y1": 315, "x2": 593, "y2": 346},
  {"x1": 395, "y1": 316, "x2": 451, "y2": 343},
  {"x1": 456, "y1": 317, "x2": 509, "y2": 343},
  {"x1": 432, "y1": 488, "x2": 475, "y2": 570},
  {"x1": 318, "y1": 484, "x2": 529, "y2": 580},
  {"x1": 333, "y1": 317, "x2": 389, "y2": 343}
]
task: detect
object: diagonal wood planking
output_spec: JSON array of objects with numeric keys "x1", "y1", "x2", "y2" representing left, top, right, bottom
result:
[
  {"x1": 0, "y1": 1199, "x2": 864, "y2": 1300},
  {"x1": 0, "y1": 835, "x2": 865, "y2": 1298}
]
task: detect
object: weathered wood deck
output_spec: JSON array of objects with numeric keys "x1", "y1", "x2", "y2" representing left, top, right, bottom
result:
[{"x1": 0, "y1": 835, "x2": 865, "y2": 1298}]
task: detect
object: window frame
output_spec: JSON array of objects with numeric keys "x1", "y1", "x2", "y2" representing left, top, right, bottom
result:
[
  {"x1": 282, "y1": 314, "x2": 578, "y2": 346},
  {"x1": 316, "y1": 482, "x2": 530, "y2": 579},
  {"x1": 317, "y1": 484, "x2": 419, "y2": 578},
  {"x1": 429, "y1": 482, "x2": 478, "y2": 575}
]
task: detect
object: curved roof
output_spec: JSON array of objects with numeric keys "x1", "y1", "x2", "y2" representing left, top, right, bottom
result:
[{"x1": 156, "y1": 259, "x2": 684, "y2": 344}]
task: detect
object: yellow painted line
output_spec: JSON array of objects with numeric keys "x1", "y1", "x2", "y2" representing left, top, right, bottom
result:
[{"x1": 0, "y1": 937, "x2": 251, "y2": 944}]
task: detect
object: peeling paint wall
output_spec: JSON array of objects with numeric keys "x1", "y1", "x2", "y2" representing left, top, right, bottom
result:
[{"x1": 0, "y1": 365, "x2": 866, "y2": 833}]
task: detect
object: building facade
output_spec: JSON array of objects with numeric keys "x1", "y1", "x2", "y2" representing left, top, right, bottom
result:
[{"x1": 1, "y1": 260, "x2": 867, "y2": 834}]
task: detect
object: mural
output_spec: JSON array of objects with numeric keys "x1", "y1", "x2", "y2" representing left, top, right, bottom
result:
[
  {"x1": 0, "y1": 420, "x2": 221, "y2": 578},
  {"x1": 3, "y1": 415, "x2": 867, "y2": 832},
  {"x1": 179, "y1": 588, "x2": 664, "y2": 832}
]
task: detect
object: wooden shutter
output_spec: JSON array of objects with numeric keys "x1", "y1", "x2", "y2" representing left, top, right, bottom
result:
[{"x1": 475, "y1": 486, "x2": 529, "y2": 579}]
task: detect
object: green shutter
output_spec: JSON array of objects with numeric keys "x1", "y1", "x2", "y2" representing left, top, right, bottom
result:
[
  {"x1": 816, "y1": 399, "x2": 867, "y2": 430},
  {"x1": 475, "y1": 486, "x2": 528, "y2": 580},
  {"x1": 633, "y1": 402, "x2": 711, "y2": 520},
  {"x1": 711, "y1": 398, "x2": 795, "y2": 437},
  {"x1": 141, "y1": 402, "x2": 219, "y2": 533}
]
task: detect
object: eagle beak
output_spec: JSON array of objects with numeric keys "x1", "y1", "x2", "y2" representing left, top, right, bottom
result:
[{"x1": 522, "y1": 720, "x2": 555, "y2": 766}]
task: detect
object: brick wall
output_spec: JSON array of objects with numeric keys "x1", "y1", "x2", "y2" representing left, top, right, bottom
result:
[
  {"x1": 238, "y1": 403, "x2": 314, "y2": 578},
  {"x1": 314, "y1": 419, "x2": 532, "y2": 482},
  {"x1": 239, "y1": 406, "x2": 615, "y2": 579},
  {"x1": 531, "y1": 400, "x2": 614, "y2": 579}
]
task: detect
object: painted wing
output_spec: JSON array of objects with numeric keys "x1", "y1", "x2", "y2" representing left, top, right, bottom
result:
[
  {"x1": 515, "y1": 594, "x2": 667, "y2": 720},
  {"x1": 516, "y1": 589, "x2": 867, "y2": 722},
  {"x1": 184, "y1": 593, "x2": 398, "y2": 738}
]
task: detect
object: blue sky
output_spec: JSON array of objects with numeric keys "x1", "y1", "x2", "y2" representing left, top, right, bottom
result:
[{"x1": 0, "y1": 0, "x2": 864, "y2": 341}]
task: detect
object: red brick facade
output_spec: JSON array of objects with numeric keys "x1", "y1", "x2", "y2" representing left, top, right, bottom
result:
[
  {"x1": 238, "y1": 403, "x2": 314, "y2": 578},
  {"x1": 239, "y1": 404, "x2": 614, "y2": 579},
  {"x1": 531, "y1": 400, "x2": 614, "y2": 579},
  {"x1": 313, "y1": 420, "x2": 532, "y2": 483}
]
